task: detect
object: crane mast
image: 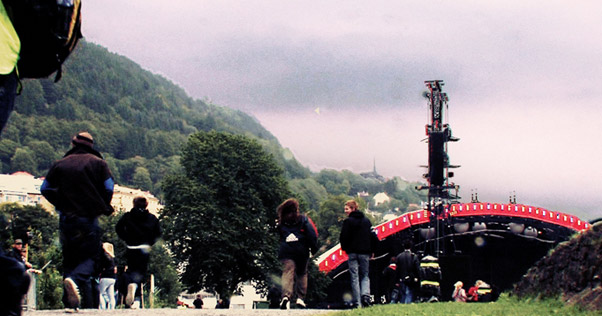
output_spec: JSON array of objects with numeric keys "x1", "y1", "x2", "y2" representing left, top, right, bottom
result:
[{"x1": 418, "y1": 80, "x2": 460, "y2": 255}]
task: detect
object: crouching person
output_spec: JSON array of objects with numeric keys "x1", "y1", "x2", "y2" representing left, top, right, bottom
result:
[{"x1": 116, "y1": 197, "x2": 161, "y2": 309}]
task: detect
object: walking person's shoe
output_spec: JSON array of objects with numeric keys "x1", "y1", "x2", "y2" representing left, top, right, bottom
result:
[
  {"x1": 361, "y1": 295, "x2": 372, "y2": 307},
  {"x1": 125, "y1": 283, "x2": 137, "y2": 307},
  {"x1": 295, "y1": 298, "x2": 306, "y2": 308},
  {"x1": 280, "y1": 296, "x2": 290, "y2": 310},
  {"x1": 63, "y1": 277, "x2": 80, "y2": 309}
]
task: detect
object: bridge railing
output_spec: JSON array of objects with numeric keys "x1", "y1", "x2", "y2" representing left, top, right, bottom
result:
[{"x1": 317, "y1": 203, "x2": 589, "y2": 273}]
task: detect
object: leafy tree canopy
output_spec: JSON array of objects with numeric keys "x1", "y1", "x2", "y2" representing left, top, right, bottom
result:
[{"x1": 161, "y1": 131, "x2": 290, "y2": 298}]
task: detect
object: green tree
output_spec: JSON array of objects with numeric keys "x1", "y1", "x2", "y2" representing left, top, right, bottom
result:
[
  {"x1": 315, "y1": 169, "x2": 351, "y2": 195},
  {"x1": 315, "y1": 194, "x2": 351, "y2": 251},
  {"x1": 10, "y1": 147, "x2": 36, "y2": 173},
  {"x1": 132, "y1": 166, "x2": 153, "y2": 191},
  {"x1": 27, "y1": 140, "x2": 57, "y2": 173},
  {"x1": 289, "y1": 178, "x2": 328, "y2": 212},
  {"x1": 148, "y1": 242, "x2": 183, "y2": 307},
  {"x1": 0, "y1": 203, "x2": 63, "y2": 309},
  {"x1": 0, "y1": 139, "x2": 18, "y2": 171},
  {"x1": 161, "y1": 131, "x2": 289, "y2": 299}
]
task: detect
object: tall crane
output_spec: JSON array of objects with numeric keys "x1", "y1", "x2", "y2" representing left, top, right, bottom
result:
[{"x1": 417, "y1": 80, "x2": 460, "y2": 255}]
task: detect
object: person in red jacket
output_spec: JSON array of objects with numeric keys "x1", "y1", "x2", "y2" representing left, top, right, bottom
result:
[{"x1": 467, "y1": 280, "x2": 483, "y2": 302}]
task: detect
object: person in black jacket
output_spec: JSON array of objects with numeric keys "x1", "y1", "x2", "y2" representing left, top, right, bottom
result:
[
  {"x1": 7, "y1": 239, "x2": 31, "y2": 268},
  {"x1": 41, "y1": 132, "x2": 114, "y2": 310},
  {"x1": 116, "y1": 196, "x2": 161, "y2": 309},
  {"x1": 98, "y1": 242, "x2": 117, "y2": 309},
  {"x1": 192, "y1": 294, "x2": 204, "y2": 309},
  {"x1": 0, "y1": 214, "x2": 30, "y2": 316},
  {"x1": 340, "y1": 199, "x2": 375, "y2": 308},
  {"x1": 277, "y1": 198, "x2": 318, "y2": 310},
  {"x1": 395, "y1": 239, "x2": 420, "y2": 304}
]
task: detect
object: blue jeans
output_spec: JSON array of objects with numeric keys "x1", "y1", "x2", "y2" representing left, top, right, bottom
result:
[
  {"x1": 398, "y1": 283, "x2": 414, "y2": 304},
  {"x1": 390, "y1": 287, "x2": 399, "y2": 303},
  {"x1": 347, "y1": 253, "x2": 370, "y2": 306},
  {"x1": 99, "y1": 278, "x2": 116, "y2": 309},
  {"x1": 59, "y1": 214, "x2": 102, "y2": 308}
]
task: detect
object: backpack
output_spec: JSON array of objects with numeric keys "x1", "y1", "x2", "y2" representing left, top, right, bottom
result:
[{"x1": 4, "y1": 0, "x2": 82, "y2": 82}]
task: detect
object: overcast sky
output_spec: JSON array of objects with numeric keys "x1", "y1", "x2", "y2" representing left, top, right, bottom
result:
[{"x1": 83, "y1": 1, "x2": 602, "y2": 220}]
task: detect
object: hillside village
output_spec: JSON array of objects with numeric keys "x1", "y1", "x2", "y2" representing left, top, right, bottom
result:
[{"x1": 0, "y1": 172, "x2": 162, "y2": 215}]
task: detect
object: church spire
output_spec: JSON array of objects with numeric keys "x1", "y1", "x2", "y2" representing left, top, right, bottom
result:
[{"x1": 373, "y1": 157, "x2": 377, "y2": 173}]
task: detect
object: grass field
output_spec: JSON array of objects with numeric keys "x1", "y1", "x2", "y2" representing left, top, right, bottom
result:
[{"x1": 324, "y1": 294, "x2": 602, "y2": 316}]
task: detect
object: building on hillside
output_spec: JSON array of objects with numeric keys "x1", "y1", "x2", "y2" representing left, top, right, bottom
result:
[
  {"x1": 0, "y1": 172, "x2": 162, "y2": 216},
  {"x1": 0, "y1": 172, "x2": 53, "y2": 212},
  {"x1": 372, "y1": 192, "x2": 390, "y2": 207},
  {"x1": 112, "y1": 184, "x2": 162, "y2": 216},
  {"x1": 382, "y1": 211, "x2": 398, "y2": 222}
]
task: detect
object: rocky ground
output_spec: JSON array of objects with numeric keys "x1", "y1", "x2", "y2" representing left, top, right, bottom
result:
[{"x1": 513, "y1": 221, "x2": 602, "y2": 310}]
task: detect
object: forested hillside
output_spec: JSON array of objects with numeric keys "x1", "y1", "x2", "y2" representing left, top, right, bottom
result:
[
  {"x1": 0, "y1": 40, "x2": 425, "y2": 218},
  {"x1": 0, "y1": 40, "x2": 309, "y2": 194}
]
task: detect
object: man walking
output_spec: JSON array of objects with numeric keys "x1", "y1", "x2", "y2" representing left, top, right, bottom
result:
[
  {"x1": 395, "y1": 240, "x2": 420, "y2": 304},
  {"x1": 116, "y1": 196, "x2": 161, "y2": 309},
  {"x1": 340, "y1": 200, "x2": 375, "y2": 308},
  {"x1": 41, "y1": 132, "x2": 115, "y2": 311}
]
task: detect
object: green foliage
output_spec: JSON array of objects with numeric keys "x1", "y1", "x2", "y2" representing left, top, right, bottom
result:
[
  {"x1": 306, "y1": 260, "x2": 332, "y2": 307},
  {"x1": 289, "y1": 178, "x2": 328, "y2": 212},
  {"x1": 36, "y1": 267, "x2": 64, "y2": 310},
  {"x1": 148, "y1": 242, "x2": 183, "y2": 307},
  {"x1": 10, "y1": 147, "x2": 36, "y2": 174},
  {"x1": 0, "y1": 203, "x2": 63, "y2": 309},
  {"x1": 315, "y1": 169, "x2": 385, "y2": 197},
  {"x1": 328, "y1": 294, "x2": 599, "y2": 316},
  {"x1": 161, "y1": 131, "x2": 290, "y2": 298},
  {"x1": 0, "y1": 203, "x2": 58, "y2": 249},
  {"x1": 7, "y1": 40, "x2": 308, "y2": 198},
  {"x1": 315, "y1": 194, "x2": 351, "y2": 251},
  {"x1": 315, "y1": 169, "x2": 352, "y2": 195}
]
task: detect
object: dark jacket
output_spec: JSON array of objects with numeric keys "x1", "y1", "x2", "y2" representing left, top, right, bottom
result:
[
  {"x1": 340, "y1": 210, "x2": 374, "y2": 254},
  {"x1": 382, "y1": 262, "x2": 397, "y2": 292},
  {"x1": 277, "y1": 215, "x2": 318, "y2": 260},
  {"x1": 7, "y1": 247, "x2": 23, "y2": 263},
  {"x1": 395, "y1": 250, "x2": 420, "y2": 286},
  {"x1": 41, "y1": 145, "x2": 114, "y2": 218},
  {"x1": 116, "y1": 207, "x2": 161, "y2": 247},
  {"x1": 193, "y1": 298, "x2": 204, "y2": 309},
  {"x1": 99, "y1": 253, "x2": 116, "y2": 279}
]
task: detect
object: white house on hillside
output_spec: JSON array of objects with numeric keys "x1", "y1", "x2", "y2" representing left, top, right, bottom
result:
[
  {"x1": 0, "y1": 172, "x2": 53, "y2": 211},
  {"x1": 0, "y1": 172, "x2": 162, "y2": 215},
  {"x1": 372, "y1": 192, "x2": 390, "y2": 207}
]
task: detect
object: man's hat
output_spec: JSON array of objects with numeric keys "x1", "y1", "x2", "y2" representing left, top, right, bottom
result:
[
  {"x1": 14, "y1": 239, "x2": 23, "y2": 245},
  {"x1": 102, "y1": 242, "x2": 115, "y2": 258},
  {"x1": 72, "y1": 131, "x2": 94, "y2": 148}
]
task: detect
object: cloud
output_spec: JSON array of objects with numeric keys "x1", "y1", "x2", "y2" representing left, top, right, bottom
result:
[{"x1": 82, "y1": 0, "x2": 602, "y2": 220}]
